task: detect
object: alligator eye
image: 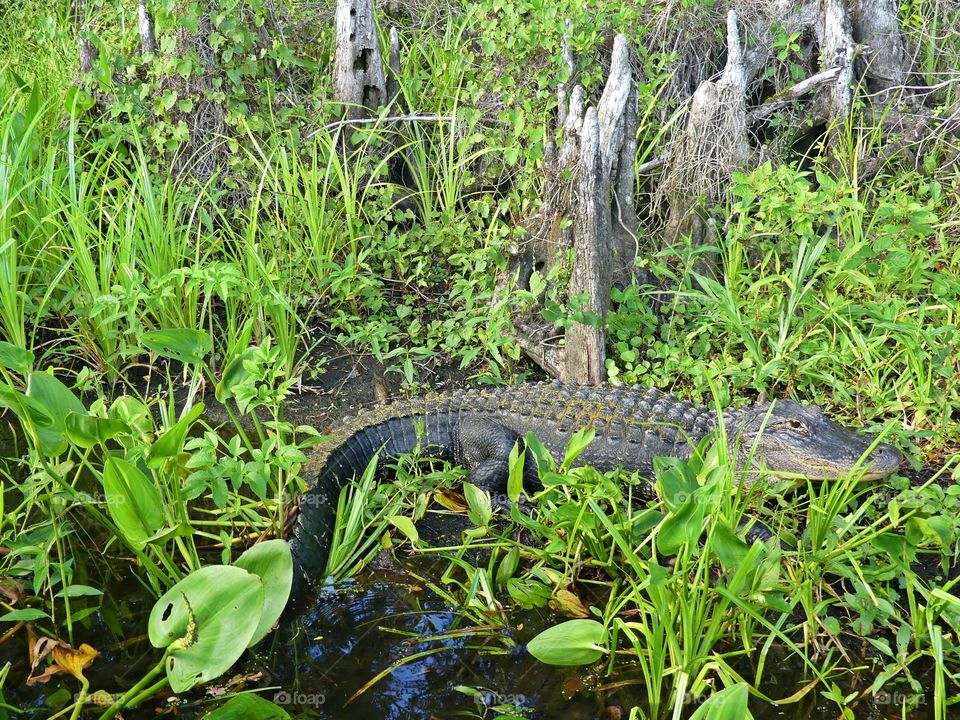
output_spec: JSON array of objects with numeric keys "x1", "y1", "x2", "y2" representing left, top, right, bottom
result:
[{"x1": 786, "y1": 419, "x2": 807, "y2": 432}]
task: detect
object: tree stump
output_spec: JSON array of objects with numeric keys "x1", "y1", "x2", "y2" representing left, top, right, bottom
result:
[
  {"x1": 502, "y1": 31, "x2": 638, "y2": 384},
  {"x1": 333, "y1": 0, "x2": 387, "y2": 120}
]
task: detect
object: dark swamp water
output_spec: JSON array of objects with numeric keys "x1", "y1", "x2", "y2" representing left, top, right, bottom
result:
[{"x1": 1, "y1": 358, "x2": 957, "y2": 719}]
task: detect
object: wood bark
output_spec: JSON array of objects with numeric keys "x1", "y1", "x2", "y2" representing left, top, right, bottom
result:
[
  {"x1": 852, "y1": 0, "x2": 910, "y2": 105},
  {"x1": 500, "y1": 31, "x2": 638, "y2": 382},
  {"x1": 333, "y1": 0, "x2": 387, "y2": 120},
  {"x1": 597, "y1": 35, "x2": 639, "y2": 285},
  {"x1": 78, "y1": 27, "x2": 98, "y2": 74},
  {"x1": 386, "y1": 26, "x2": 401, "y2": 106},
  {"x1": 138, "y1": 0, "x2": 156, "y2": 56},
  {"x1": 564, "y1": 108, "x2": 610, "y2": 385},
  {"x1": 821, "y1": 0, "x2": 855, "y2": 120}
]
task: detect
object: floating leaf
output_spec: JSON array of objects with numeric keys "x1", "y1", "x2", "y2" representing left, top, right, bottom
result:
[
  {"x1": 204, "y1": 694, "x2": 290, "y2": 720},
  {"x1": 234, "y1": 540, "x2": 293, "y2": 645},
  {"x1": 527, "y1": 619, "x2": 608, "y2": 666},
  {"x1": 148, "y1": 566, "x2": 264, "y2": 692}
]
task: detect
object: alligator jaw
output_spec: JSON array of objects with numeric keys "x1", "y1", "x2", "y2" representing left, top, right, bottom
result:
[{"x1": 755, "y1": 441, "x2": 902, "y2": 482}]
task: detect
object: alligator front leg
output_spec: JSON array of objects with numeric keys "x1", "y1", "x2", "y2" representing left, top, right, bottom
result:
[{"x1": 454, "y1": 415, "x2": 522, "y2": 493}]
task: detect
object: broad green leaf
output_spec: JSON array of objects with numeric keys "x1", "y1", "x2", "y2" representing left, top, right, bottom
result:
[
  {"x1": 496, "y1": 547, "x2": 520, "y2": 587},
  {"x1": 65, "y1": 412, "x2": 129, "y2": 449},
  {"x1": 148, "y1": 566, "x2": 264, "y2": 692},
  {"x1": 524, "y1": 432, "x2": 555, "y2": 475},
  {"x1": 560, "y1": 427, "x2": 595, "y2": 471},
  {"x1": 215, "y1": 347, "x2": 256, "y2": 402},
  {"x1": 527, "y1": 619, "x2": 608, "y2": 666},
  {"x1": 386, "y1": 515, "x2": 419, "y2": 543},
  {"x1": 0, "y1": 341, "x2": 32, "y2": 374},
  {"x1": 0, "y1": 386, "x2": 60, "y2": 455},
  {"x1": 506, "y1": 577, "x2": 552, "y2": 609},
  {"x1": 108, "y1": 396, "x2": 153, "y2": 435},
  {"x1": 141, "y1": 329, "x2": 212, "y2": 365},
  {"x1": 463, "y1": 482, "x2": 492, "y2": 527},
  {"x1": 656, "y1": 497, "x2": 706, "y2": 556},
  {"x1": 689, "y1": 684, "x2": 752, "y2": 720},
  {"x1": 0, "y1": 609, "x2": 49, "y2": 622},
  {"x1": 23, "y1": 372, "x2": 86, "y2": 455},
  {"x1": 506, "y1": 441, "x2": 525, "y2": 503},
  {"x1": 712, "y1": 523, "x2": 749, "y2": 569},
  {"x1": 102, "y1": 456, "x2": 164, "y2": 550},
  {"x1": 64, "y1": 86, "x2": 95, "y2": 114},
  {"x1": 27, "y1": 372, "x2": 86, "y2": 427},
  {"x1": 204, "y1": 694, "x2": 290, "y2": 720},
  {"x1": 55, "y1": 585, "x2": 103, "y2": 598},
  {"x1": 147, "y1": 403, "x2": 205, "y2": 467},
  {"x1": 234, "y1": 540, "x2": 293, "y2": 645},
  {"x1": 655, "y1": 455, "x2": 699, "y2": 512}
]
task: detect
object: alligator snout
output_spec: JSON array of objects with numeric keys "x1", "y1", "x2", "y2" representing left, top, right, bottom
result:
[{"x1": 862, "y1": 442, "x2": 902, "y2": 480}]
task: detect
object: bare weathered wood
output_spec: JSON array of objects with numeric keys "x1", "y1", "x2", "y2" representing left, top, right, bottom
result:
[
  {"x1": 564, "y1": 107, "x2": 610, "y2": 385},
  {"x1": 138, "y1": 0, "x2": 156, "y2": 55},
  {"x1": 821, "y1": 0, "x2": 854, "y2": 120},
  {"x1": 78, "y1": 26, "x2": 98, "y2": 74},
  {"x1": 746, "y1": 66, "x2": 842, "y2": 123},
  {"x1": 852, "y1": 0, "x2": 910, "y2": 105},
  {"x1": 333, "y1": 0, "x2": 387, "y2": 120},
  {"x1": 502, "y1": 33, "x2": 639, "y2": 381},
  {"x1": 597, "y1": 35, "x2": 639, "y2": 282},
  {"x1": 386, "y1": 26, "x2": 401, "y2": 106},
  {"x1": 557, "y1": 19, "x2": 574, "y2": 129}
]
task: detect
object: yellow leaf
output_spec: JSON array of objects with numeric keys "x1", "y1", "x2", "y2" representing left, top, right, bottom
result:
[{"x1": 52, "y1": 642, "x2": 99, "y2": 680}]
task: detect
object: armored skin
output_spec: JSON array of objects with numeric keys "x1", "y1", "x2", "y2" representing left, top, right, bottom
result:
[{"x1": 288, "y1": 382, "x2": 901, "y2": 601}]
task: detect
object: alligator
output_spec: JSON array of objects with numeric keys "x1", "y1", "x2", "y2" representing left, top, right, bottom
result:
[{"x1": 288, "y1": 382, "x2": 901, "y2": 602}]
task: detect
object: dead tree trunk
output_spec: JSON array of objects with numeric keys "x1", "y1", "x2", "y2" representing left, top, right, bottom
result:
[
  {"x1": 852, "y1": 0, "x2": 911, "y2": 106},
  {"x1": 333, "y1": 0, "x2": 387, "y2": 121},
  {"x1": 502, "y1": 32, "x2": 638, "y2": 383},
  {"x1": 564, "y1": 107, "x2": 611, "y2": 384},
  {"x1": 138, "y1": 0, "x2": 156, "y2": 56},
  {"x1": 821, "y1": 0, "x2": 855, "y2": 121},
  {"x1": 78, "y1": 27, "x2": 98, "y2": 74},
  {"x1": 662, "y1": 11, "x2": 750, "y2": 250}
]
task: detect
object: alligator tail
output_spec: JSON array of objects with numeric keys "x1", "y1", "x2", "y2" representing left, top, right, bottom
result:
[{"x1": 287, "y1": 412, "x2": 451, "y2": 608}]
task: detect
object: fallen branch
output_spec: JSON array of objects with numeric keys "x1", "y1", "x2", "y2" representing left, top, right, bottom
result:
[
  {"x1": 746, "y1": 66, "x2": 842, "y2": 123},
  {"x1": 308, "y1": 113, "x2": 456, "y2": 138}
]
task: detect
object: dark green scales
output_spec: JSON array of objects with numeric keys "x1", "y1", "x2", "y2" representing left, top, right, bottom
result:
[{"x1": 288, "y1": 382, "x2": 901, "y2": 601}]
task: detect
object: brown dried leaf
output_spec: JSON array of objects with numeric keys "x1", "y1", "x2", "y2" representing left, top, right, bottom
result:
[
  {"x1": 433, "y1": 488, "x2": 467, "y2": 512},
  {"x1": 550, "y1": 589, "x2": 591, "y2": 618}
]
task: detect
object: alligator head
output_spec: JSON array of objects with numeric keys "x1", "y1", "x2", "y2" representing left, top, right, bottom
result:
[{"x1": 724, "y1": 400, "x2": 902, "y2": 481}]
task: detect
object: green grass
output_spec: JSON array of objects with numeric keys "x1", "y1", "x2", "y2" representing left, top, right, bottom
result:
[{"x1": 0, "y1": 0, "x2": 958, "y2": 717}]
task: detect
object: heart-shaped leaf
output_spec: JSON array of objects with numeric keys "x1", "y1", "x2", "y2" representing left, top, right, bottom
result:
[{"x1": 148, "y1": 566, "x2": 264, "y2": 692}]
